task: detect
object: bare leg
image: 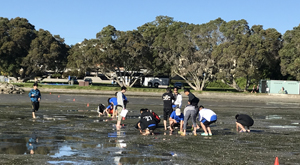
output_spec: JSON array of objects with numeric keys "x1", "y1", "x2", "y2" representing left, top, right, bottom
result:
[
  {"x1": 169, "y1": 119, "x2": 176, "y2": 132},
  {"x1": 142, "y1": 129, "x2": 150, "y2": 135},
  {"x1": 32, "y1": 112, "x2": 36, "y2": 119},
  {"x1": 236, "y1": 122, "x2": 246, "y2": 132},
  {"x1": 207, "y1": 127, "x2": 212, "y2": 135},
  {"x1": 164, "y1": 120, "x2": 167, "y2": 131},
  {"x1": 246, "y1": 126, "x2": 250, "y2": 132},
  {"x1": 116, "y1": 120, "x2": 121, "y2": 130},
  {"x1": 200, "y1": 122, "x2": 208, "y2": 134}
]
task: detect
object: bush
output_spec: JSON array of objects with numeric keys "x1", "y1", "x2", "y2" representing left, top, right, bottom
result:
[{"x1": 51, "y1": 73, "x2": 62, "y2": 78}]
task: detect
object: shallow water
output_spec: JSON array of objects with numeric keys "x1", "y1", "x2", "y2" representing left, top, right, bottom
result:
[{"x1": 0, "y1": 93, "x2": 300, "y2": 164}]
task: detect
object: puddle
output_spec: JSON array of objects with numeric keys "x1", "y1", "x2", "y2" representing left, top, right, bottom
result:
[
  {"x1": 265, "y1": 115, "x2": 283, "y2": 119},
  {"x1": 268, "y1": 125, "x2": 298, "y2": 129},
  {"x1": 114, "y1": 156, "x2": 171, "y2": 164},
  {"x1": 108, "y1": 132, "x2": 126, "y2": 138},
  {"x1": 48, "y1": 160, "x2": 93, "y2": 165},
  {"x1": 51, "y1": 145, "x2": 77, "y2": 158}
]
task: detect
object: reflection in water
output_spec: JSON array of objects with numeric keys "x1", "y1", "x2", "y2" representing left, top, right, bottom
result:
[
  {"x1": 26, "y1": 136, "x2": 38, "y2": 154},
  {"x1": 108, "y1": 132, "x2": 126, "y2": 138},
  {"x1": 51, "y1": 145, "x2": 77, "y2": 158},
  {"x1": 48, "y1": 160, "x2": 93, "y2": 165}
]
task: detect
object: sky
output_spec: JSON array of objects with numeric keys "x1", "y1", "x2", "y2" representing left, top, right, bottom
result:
[{"x1": 1, "y1": 0, "x2": 300, "y2": 46}]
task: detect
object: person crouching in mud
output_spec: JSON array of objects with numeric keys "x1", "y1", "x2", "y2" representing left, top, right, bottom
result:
[
  {"x1": 135, "y1": 109, "x2": 157, "y2": 135},
  {"x1": 235, "y1": 114, "x2": 254, "y2": 133}
]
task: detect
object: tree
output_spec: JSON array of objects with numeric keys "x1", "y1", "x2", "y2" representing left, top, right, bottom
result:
[
  {"x1": 137, "y1": 16, "x2": 175, "y2": 76},
  {"x1": 279, "y1": 24, "x2": 300, "y2": 80},
  {"x1": 212, "y1": 19, "x2": 251, "y2": 91},
  {"x1": 188, "y1": 18, "x2": 225, "y2": 90},
  {"x1": 22, "y1": 29, "x2": 69, "y2": 76},
  {"x1": 153, "y1": 18, "x2": 225, "y2": 91},
  {"x1": 67, "y1": 38, "x2": 99, "y2": 77},
  {"x1": 95, "y1": 26, "x2": 151, "y2": 87},
  {"x1": 0, "y1": 17, "x2": 36, "y2": 77}
]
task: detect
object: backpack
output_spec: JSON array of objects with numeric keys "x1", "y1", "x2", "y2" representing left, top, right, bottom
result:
[{"x1": 152, "y1": 112, "x2": 161, "y2": 123}]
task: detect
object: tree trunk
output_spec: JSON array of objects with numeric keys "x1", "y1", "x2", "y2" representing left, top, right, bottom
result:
[
  {"x1": 200, "y1": 77, "x2": 209, "y2": 91},
  {"x1": 221, "y1": 79, "x2": 243, "y2": 92},
  {"x1": 243, "y1": 76, "x2": 250, "y2": 92}
]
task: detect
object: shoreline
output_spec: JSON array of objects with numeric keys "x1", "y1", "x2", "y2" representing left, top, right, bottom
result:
[{"x1": 22, "y1": 87, "x2": 300, "y2": 103}]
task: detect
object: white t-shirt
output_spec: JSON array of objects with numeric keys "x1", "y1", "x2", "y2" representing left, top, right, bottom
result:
[
  {"x1": 198, "y1": 108, "x2": 216, "y2": 122},
  {"x1": 173, "y1": 93, "x2": 182, "y2": 108}
]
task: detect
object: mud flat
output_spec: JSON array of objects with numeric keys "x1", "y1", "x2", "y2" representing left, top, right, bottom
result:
[{"x1": 0, "y1": 93, "x2": 299, "y2": 164}]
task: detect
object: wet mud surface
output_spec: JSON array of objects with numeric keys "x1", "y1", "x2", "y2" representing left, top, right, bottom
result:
[{"x1": 0, "y1": 93, "x2": 300, "y2": 164}]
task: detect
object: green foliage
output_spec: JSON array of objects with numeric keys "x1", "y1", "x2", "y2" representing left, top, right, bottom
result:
[
  {"x1": 0, "y1": 17, "x2": 36, "y2": 77},
  {"x1": 51, "y1": 73, "x2": 61, "y2": 78},
  {"x1": 279, "y1": 24, "x2": 300, "y2": 80}
]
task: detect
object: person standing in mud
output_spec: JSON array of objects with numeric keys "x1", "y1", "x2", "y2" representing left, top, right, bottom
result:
[
  {"x1": 116, "y1": 86, "x2": 127, "y2": 130},
  {"x1": 184, "y1": 88, "x2": 199, "y2": 130},
  {"x1": 162, "y1": 88, "x2": 175, "y2": 131},
  {"x1": 184, "y1": 88, "x2": 199, "y2": 108},
  {"x1": 28, "y1": 83, "x2": 41, "y2": 119},
  {"x1": 235, "y1": 114, "x2": 254, "y2": 133},
  {"x1": 172, "y1": 87, "x2": 182, "y2": 109}
]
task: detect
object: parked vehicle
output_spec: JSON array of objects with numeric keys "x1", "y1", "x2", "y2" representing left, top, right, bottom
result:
[
  {"x1": 143, "y1": 76, "x2": 169, "y2": 88},
  {"x1": 174, "y1": 82, "x2": 183, "y2": 89},
  {"x1": 84, "y1": 78, "x2": 92, "y2": 84}
]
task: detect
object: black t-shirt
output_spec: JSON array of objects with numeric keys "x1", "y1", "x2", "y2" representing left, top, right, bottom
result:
[
  {"x1": 162, "y1": 92, "x2": 175, "y2": 109},
  {"x1": 236, "y1": 114, "x2": 254, "y2": 126},
  {"x1": 188, "y1": 92, "x2": 199, "y2": 107},
  {"x1": 140, "y1": 111, "x2": 157, "y2": 130}
]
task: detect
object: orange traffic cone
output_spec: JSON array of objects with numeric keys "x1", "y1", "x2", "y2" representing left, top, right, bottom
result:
[
  {"x1": 73, "y1": 99, "x2": 75, "y2": 102},
  {"x1": 274, "y1": 157, "x2": 279, "y2": 165},
  {"x1": 50, "y1": 92, "x2": 51, "y2": 94},
  {"x1": 87, "y1": 103, "x2": 89, "y2": 107}
]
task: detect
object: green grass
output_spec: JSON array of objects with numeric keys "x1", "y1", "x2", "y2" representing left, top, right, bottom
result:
[{"x1": 13, "y1": 82, "x2": 255, "y2": 94}]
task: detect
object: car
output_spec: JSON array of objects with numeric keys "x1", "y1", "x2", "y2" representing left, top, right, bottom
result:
[
  {"x1": 84, "y1": 78, "x2": 92, "y2": 84},
  {"x1": 174, "y1": 82, "x2": 183, "y2": 89}
]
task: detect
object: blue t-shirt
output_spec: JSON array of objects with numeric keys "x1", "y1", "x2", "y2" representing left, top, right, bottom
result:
[
  {"x1": 123, "y1": 94, "x2": 127, "y2": 101},
  {"x1": 170, "y1": 111, "x2": 184, "y2": 123},
  {"x1": 28, "y1": 89, "x2": 41, "y2": 102},
  {"x1": 109, "y1": 97, "x2": 118, "y2": 105}
]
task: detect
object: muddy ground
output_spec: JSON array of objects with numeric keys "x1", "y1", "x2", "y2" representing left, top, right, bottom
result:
[{"x1": 0, "y1": 93, "x2": 300, "y2": 165}]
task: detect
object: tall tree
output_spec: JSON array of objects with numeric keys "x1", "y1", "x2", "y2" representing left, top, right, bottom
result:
[
  {"x1": 188, "y1": 18, "x2": 225, "y2": 90},
  {"x1": 96, "y1": 26, "x2": 151, "y2": 87},
  {"x1": 67, "y1": 38, "x2": 99, "y2": 76},
  {"x1": 279, "y1": 24, "x2": 300, "y2": 80},
  {"x1": 212, "y1": 19, "x2": 250, "y2": 91},
  {"x1": 22, "y1": 29, "x2": 69, "y2": 76},
  {"x1": 0, "y1": 17, "x2": 36, "y2": 77},
  {"x1": 137, "y1": 16, "x2": 175, "y2": 76}
]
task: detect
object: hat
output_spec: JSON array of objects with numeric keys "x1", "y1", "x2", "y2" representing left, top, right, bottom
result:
[{"x1": 175, "y1": 108, "x2": 181, "y2": 116}]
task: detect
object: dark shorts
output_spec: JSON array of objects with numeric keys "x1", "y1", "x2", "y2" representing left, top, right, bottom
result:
[
  {"x1": 171, "y1": 122, "x2": 180, "y2": 127},
  {"x1": 140, "y1": 122, "x2": 156, "y2": 130},
  {"x1": 202, "y1": 119, "x2": 217, "y2": 127},
  {"x1": 31, "y1": 102, "x2": 39, "y2": 112},
  {"x1": 163, "y1": 108, "x2": 173, "y2": 120}
]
